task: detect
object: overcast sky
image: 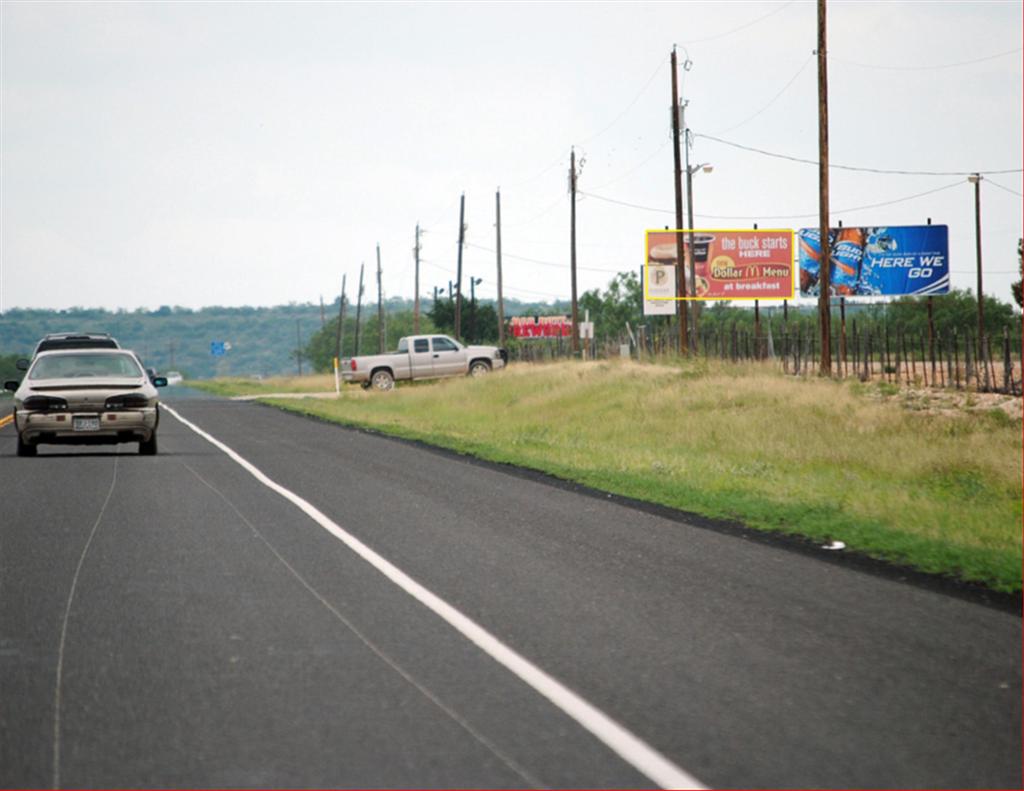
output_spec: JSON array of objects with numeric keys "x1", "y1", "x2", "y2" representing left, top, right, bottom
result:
[{"x1": 2, "y1": 0, "x2": 1021, "y2": 313}]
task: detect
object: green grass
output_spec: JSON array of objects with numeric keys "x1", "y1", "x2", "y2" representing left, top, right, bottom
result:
[
  {"x1": 184, "y1": 374, "x2": 336, "y2": 397},
  {"x1": 193, "y1": 360, "x2": 1023, "y2": 592}
]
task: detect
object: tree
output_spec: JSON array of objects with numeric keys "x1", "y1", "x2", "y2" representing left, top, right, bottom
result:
[{"x1": 579, "y1": 271, "x2": 642, "y2": 338}]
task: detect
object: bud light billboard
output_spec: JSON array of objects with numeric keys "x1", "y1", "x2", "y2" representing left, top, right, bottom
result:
[{"x1": 798, "y1": 225, "x2": 949, "y2": 297}]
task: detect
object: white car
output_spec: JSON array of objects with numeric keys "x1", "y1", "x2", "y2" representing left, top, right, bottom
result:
[
  {"x1": 4, "y1": 349, "x2": 167, "y2": 456},
  {"x1": 165, "y1": 371, "x2": 184, "y2": 385}
]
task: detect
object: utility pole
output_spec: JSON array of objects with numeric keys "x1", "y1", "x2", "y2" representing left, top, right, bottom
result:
[
  {"x1": 354, "y1": 262, "x2": 365, "y2": 356},
  {"x1": 295, "y1": 319, "x2": 303, "y2": 376},
  {"x1": 470, "y1": 277, "x2": 482, "y2": 343},
  {"x1": 335, "y1": 274, "x2": 347, "y2": 363},
  {"x1": 319, "y1": 294, "x2": 326, "y2": 329},
  {"x1": 569, "y1": 147, "x2": 580, "y2": 355},
  {"x1": 168, "y1": 340, "x2": 175, "y2": 370},
  {"x1": 376, "y1": 243, "x2": 385, "y2": 353},
  {"x1": 671, "y1": 46, "x2": 689, "y2": 355},
  {"x1": 413, "y1": 223, "x2": 422, "y2": 335},
  {"x1": 496, "y1": 189, "x2": 505, "y2": 345},
  {"x1": 816, "y1": 0, "x2": 833, "y2": 375},
  {"x1": 969, "y1": 173, "x2": 985, "y2": 362},
  {"x1": 455, "y1": 193, "x2": 466, "y2": 342}
]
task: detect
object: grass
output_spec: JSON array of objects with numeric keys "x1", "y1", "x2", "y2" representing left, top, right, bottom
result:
[
  {"x1": 190, "y1": 360, "x2": 1023, "y2": 592},
  {"x1": 184, "y1": 374, "x2": 337, "y2": 397}
]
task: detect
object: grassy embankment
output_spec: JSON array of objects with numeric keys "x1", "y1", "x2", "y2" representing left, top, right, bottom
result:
[{"x1": 190, "y1": 360, "x2": 1023, "y2": 592}]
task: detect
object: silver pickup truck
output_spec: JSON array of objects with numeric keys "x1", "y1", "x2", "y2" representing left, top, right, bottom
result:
[{"x1": 342, "y1": 334, "x2": 508, "y2": 391}]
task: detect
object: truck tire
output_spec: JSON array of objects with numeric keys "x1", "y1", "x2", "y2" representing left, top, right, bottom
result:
[
  {"x1": 469, "y1": 360, "x2": 491, "y2": 377},
  {"x1": 370, "y1": 369, "x2": 395, "y2": 391}
]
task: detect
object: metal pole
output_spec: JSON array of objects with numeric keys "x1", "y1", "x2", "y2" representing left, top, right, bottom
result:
[
  {"x1": 670, "y1": 47, "x2": 689, "y2": 355},
  {"x1": 413, "y1": 224, "x2": 421, "y2": 335},
  {"x1": 971, "y1": 174, "x2": 985, "y2": 362},
  {"x1": 570, "y1": 147, "x2": 580, "y2": 355},
  {"x1": 455, "y1": 193, "x2": 465, "y2": 342},
  {"x1": 816, "y1": 0, "x2": 832, "y2": 374},
  {"x1": 496, "y1": 189, "x2": 505, "y2": 345},
  {"x1": 334, "y1": 274, "x2": 347, "y2": 363},
  {"x1": 354, "y1": 262, "x2": 364, "y2": 357},
  {"x1": 685, "y1": 125, "x2": 698, "y2": 352},
  {"x1": 376, "y1": 243, "x2": 385, "y2": 353}
]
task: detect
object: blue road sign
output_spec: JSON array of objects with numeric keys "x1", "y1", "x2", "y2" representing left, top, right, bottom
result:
[{"x1": 211, "y1": 341, "x2": 226, "y2": 356}]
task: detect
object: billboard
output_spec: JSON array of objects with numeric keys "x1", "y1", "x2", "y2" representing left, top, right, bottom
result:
[
  {"x1": 510, "y1": 315, "x2": 572, "y2": 338},
  {"x1": 646, "y1": 229, "x2": 794, "y2": 300},
  {"x1": 643, "y1": 263, "x2": 677, "y2": 315},
  {"x1": 798, "y1": 225, "x2": 949, "y2": 297}
]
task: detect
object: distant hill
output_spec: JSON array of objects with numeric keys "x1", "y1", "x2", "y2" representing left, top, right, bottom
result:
[{"x1": 0, "y1": 297, "x2": 570, "y2": 379}]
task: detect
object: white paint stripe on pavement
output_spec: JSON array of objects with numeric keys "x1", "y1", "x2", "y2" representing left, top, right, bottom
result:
[{"x1": 162, "y1": 403, "x2": 706, "y2": 790}]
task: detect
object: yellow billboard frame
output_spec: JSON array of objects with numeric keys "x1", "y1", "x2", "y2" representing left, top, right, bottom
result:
[{"x1": 644, "y1": 228, "x2": 796, "y2": 301}]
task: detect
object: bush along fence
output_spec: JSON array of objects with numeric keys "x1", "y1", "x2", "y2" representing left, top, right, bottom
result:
[{"x1": 505, "y1": 320, "x2": 1023, "y2": 396}]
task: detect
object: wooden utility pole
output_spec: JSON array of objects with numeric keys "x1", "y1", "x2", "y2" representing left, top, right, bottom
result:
[
  {"x1": 295, "y1": 319, "x2": 303, "y2": 376},
  {"x1": 671, "y1": 46, "x2": 689, "y2": 355},
  {"x1": 335, "y1": 274, "x2": 347, "y2": 363},
  {"x1": 496, "y1": 189, "x2": 506, "y2": 345},
  {"x1": 376, "y1": 243, "x2": 385, "y2": 353},
  {"x1": 455, "y1": 193, "x2": 466, "y2": 342},
  {"x1": 413, "y1": 224, "x2": 421, "y2": 335},
  {"x1": 816, "y1": 0, "x2": 832, "y2": 375},
  {"x1": 354, "y1": 262, "x2": 365, "y2": 356},
  {"x1": 970, "y1": 173, "x2": 985, "y2": 362},
  {"x1": 569, "y1": 147, "x2": 580, "y2": 354}
]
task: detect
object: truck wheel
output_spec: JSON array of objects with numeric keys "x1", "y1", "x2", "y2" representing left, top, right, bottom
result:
[
  {"x1": 139, "y1": 433, "x2": 158, "y2": 455},
  {"x1": 371, "y1": 370, "x2": 395, "y2": 391},
  {"x1": 16, "y1": 435, "x2": 37, "y2": 457},
  {"x1": 469, "y1": 360, "x2": 491, "y2": 377}
]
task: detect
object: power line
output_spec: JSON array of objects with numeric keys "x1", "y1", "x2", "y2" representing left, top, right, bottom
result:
[
  {"x1": 830, "y1": 47, "x2": 1022, "y2": 72},
  {"x1": 576, "y1": 55, "x2": 668, "y2": 146},
  {"x1": 696, "y1": 132, "x2": 1024, "y2": 176},
  {"x1": 465, "y1": 242, "x2": 624, "y2": 274},
  {"x1": 502, "y1": 195, "x2": 565, "y2": 228},
  {"x1": 708, "y1": 54, "x2": 814, "y2": 136},
  {"x1": 588, "y1": 137, "x2": 671, "y2": 191},
  {"x1": 579, "y1": 180, "x2": 965, "y2": 220},
  {"x1": 502, "y1": 149, "x2": 570, "y2": 189},
  {"x1": 679, "y1": 1, "x2": 794, "y2": 45},
  {"x1": 985, "y1": 178, "x2": 1024, "y2": 198}
]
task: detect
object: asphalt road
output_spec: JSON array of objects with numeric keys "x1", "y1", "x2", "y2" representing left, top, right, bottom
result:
[{"x1": 1, "y1": 394, "x2": 1020, "y2": 789}]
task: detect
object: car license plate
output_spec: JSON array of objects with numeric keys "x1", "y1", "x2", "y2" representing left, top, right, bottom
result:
[{"x1": 73, "y1": 417, "x2": 100, "y2": 432}]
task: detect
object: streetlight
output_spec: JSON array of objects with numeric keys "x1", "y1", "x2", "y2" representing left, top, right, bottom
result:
[
  {"x1": 968, "y1": 173, "x2": 984, "y2": 364},
  {"x1": 684, "y1": 125, "x2": 712, "y2": 350}
]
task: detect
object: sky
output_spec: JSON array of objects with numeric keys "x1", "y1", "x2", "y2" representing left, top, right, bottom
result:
[{"x1": 1, "y1": 0, "x2": 1021, "y2": 313}]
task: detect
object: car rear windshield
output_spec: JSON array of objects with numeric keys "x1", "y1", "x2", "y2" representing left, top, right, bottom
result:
[
  {"x1": 37, "y1": 338, "x2": 118, "y2": 352},
  {"x1": 29, "y1": 353, "x2": 143, "y2": 380}
]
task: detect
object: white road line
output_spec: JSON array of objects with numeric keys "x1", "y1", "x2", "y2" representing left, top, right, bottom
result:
[{"x1": 162, "y1": 403, "x2": 706, "y2": 790}]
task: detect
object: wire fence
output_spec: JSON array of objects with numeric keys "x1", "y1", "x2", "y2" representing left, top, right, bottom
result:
[{"x1": 507, "y1": 321, "x2": 1023, "y2": 396}]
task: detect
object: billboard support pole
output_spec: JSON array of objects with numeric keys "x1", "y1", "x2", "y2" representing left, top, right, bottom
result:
[
  {"x1": 926, "y1": 217, "x2": 935, "y2": 383},
  {"x1": 670, "y1": 46, "x2": 689, "y2": 356},
  {"x1": 816, "y1": 0, "x2": 832, "y2": 375}
]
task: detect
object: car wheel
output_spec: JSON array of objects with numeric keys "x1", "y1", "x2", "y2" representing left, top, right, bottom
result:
[
  {"x1": 371, "y1": 370, "x2": 395, "y2": 391},
  {"x1": 16, "y1": 435, "x2": 37, "y2": 457},
  {"x1": 469, "y1": 360, "x2": 491, "y2": 377},
  {"x1": 139, "y1": 434, "x2": 158, "y2": 455}
]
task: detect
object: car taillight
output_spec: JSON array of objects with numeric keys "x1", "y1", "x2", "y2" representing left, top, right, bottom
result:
[
  {"x1": 105, "y1": 394, "x2": 150, "y2": 410},
  {"x1": 23, "y1": 395, "x2": 69, "y2": 411},
  {"x1": 350, "y1": 359, "x2": 357, "y2": 371}
]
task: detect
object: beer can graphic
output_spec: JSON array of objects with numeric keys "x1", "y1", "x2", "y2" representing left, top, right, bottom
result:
[
  {"x1": 830, "y1": 227, "x2": 865, "y2": 295},
  {"x1": 798, "y1": 228, "x2": 826, "y2": 294}
]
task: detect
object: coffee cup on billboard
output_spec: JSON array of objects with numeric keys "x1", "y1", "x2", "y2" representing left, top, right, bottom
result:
[{"x1": 691, "y1": 233, "x2": 715, "y2": 263}]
